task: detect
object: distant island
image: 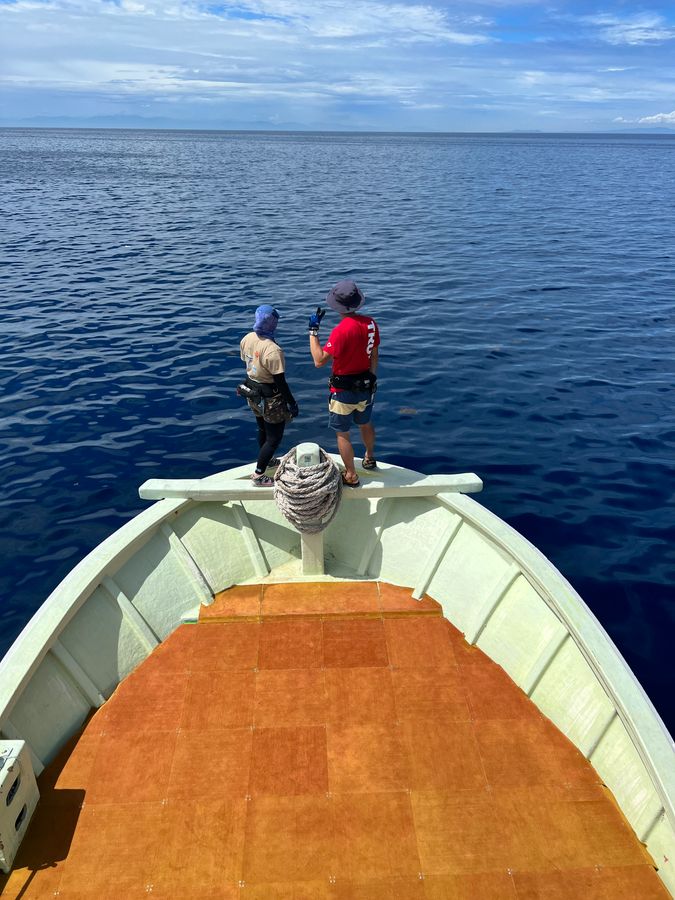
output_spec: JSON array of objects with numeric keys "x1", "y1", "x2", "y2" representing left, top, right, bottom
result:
[{"x1": 1, "y1": 116, "x2": 674, "y2": 135}]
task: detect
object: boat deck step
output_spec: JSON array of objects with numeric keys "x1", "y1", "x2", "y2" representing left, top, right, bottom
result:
[{"x1": 199, "y1": 581, "x2": 443, "y2": 623}]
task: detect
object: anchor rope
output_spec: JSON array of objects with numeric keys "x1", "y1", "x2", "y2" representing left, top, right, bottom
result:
[{"x1": 273, "y1": 447, "x2": 343, "y2": 534}]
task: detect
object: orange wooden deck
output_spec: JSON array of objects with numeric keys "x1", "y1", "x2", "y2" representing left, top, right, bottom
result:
[{"x1": 1, "y1": 582, "x2": 668, "y2": 899}]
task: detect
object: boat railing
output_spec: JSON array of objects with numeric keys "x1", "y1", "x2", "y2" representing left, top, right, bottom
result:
[
  {"x1": 138, "y1": 469, "x2": 483, "y2": 578},
  {"x1": 137, "y1": 472, "x2": 484, "y2": 501}
]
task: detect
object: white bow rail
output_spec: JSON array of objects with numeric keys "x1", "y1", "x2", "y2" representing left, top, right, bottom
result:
[
  {"x1": 139, "y1": 447, "x2": 482, "y2": 577},
  {"x1": 138, "y1": 472, "x2": 483, "y2": 502}
]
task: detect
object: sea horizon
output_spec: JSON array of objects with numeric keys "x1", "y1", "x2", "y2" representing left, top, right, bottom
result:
[{"x1": 2, "y1": 123, "x2": 675, "y2": 136}]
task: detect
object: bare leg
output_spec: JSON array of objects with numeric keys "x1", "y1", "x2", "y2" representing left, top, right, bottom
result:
[
  {"x1": 336, "y1": 431, "x2": 358, "y2": 483},
  {"x1": 359, "y1": 422, "x2": 376, "y2": 461}
]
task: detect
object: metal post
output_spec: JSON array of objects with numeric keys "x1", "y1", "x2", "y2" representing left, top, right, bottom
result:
[{"x1": 296, "y1": 442, "x2": 325, "y2": 576}]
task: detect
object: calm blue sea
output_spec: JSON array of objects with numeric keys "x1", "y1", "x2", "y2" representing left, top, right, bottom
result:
[{"x1": 1, "y1": 128, "x2": 674, "y2": 732}]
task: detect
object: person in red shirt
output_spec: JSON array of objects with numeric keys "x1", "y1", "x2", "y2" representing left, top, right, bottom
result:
[{"x1": 309, "y1": 280, "x2": 380, "y2": 487}]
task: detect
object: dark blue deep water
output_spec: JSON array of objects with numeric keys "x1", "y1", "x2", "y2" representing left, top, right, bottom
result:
[{"x1": 1, "y1": 129, "x2": 674, "y2": 732}]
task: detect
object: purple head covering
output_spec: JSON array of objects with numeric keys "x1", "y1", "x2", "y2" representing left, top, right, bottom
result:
[
  {"x1": 325, "y1": 279, "x2": 365, "y2": 313},
  {"x1": 254, "y1": 304, "x2": 280, "y2": 339}
]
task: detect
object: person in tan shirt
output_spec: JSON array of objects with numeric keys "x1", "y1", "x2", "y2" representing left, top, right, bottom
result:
[{"x1": 240, "y1": 305, "x2": 298, "y2": 485}]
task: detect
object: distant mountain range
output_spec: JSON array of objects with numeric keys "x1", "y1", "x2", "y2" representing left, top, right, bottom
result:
[
  {"x1": 1, "y1": 115, "x2": 674, "y2": 134},
  {"x1": 0, "y1": 114, "x2": 311, "y2": 131}
]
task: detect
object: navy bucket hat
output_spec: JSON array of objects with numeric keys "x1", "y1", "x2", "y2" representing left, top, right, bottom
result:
[{"x1": 325, "y1": 279, "x2": 365, "y2": 313}]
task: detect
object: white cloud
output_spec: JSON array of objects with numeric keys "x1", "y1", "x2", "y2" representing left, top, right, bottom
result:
[
  {"x1": 6, "y1": 0, "x2": 491, "y2": 45},
  {"x1": 2, "y1": 0, "x2": 675, "y2": 129},
  {"x1": 638, "y1": 110, "x2": 675, "y2": 125},
  {"x1": 586, "y1": 13, "x2": 675, "y2": 45},
  {"x1": 0, "y1": 0, "x2": 492, "y2": 109}
]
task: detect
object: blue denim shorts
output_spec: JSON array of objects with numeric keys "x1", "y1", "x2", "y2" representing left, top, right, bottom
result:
[{"x1": 327, "y1": 389, "x2": 374, "y2": 432}]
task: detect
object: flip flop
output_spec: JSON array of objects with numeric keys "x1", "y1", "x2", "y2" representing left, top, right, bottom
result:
[
  {"x1": 341, "y1": 472, "x2": 361, "y2": 488},
  {"x1": 362, "y1": 456, "x2": 377, "y2": 470}
]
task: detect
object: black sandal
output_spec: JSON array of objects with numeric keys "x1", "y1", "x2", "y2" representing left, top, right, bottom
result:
[
  {"x1": 362, "y1": 456, "x2": 377, "y2": 470},
  {"x1": 341, "y1": 472, "x2": 361, "y2": 488}
]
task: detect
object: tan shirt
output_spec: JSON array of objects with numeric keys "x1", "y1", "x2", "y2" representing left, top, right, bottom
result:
[{"x1": 240, "y1": 332, "x2": 285, "y2": 384}]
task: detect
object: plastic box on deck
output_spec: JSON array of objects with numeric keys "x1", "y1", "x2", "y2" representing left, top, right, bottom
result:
[{"x1": 0, "y1": 740, "x2": 40, "y2": 874}]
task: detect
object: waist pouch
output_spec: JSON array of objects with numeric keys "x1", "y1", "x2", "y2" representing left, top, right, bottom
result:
[
  {"x1": 237, "y1": 378, "x2": 280, "y2": 400},
  {"x1": 238, "y1": 378, "x2": 288, "y2": 423},
  {"x1": 329, "y1": 371, "x2": 377, "y2": 393}
]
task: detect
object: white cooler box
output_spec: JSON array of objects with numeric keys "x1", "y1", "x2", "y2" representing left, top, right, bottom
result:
[{"x1": 0, "y1": 740, "x2": 40, "y2": 874}]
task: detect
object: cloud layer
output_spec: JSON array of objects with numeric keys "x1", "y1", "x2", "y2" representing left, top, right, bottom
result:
[{"x1": 2, "y1": 0, "x2": 675, "y2": 130}]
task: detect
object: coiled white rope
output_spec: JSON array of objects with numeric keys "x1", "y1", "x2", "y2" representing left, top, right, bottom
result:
[{"x1": 273, "y1": 447, "x2": 343, "y2": 533}]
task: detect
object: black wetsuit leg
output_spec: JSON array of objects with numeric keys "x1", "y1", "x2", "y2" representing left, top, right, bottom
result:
[
  {"x1": 255, "y1": 415, "x2": 267, "y2": 448},
  {"x1": 255, "y1": 418, "x2": 285, "y2": 473}
]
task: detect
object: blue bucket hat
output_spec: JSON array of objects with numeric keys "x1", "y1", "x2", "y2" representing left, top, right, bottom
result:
[{"x1": 325, "y1": 280, "x2": 365, "y2": 313}]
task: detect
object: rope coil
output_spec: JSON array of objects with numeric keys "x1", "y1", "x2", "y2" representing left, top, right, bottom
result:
[{"x1": 273, "y1": 447, "x2": 343, "y2": 534}]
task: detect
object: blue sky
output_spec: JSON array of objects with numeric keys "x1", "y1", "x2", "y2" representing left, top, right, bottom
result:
[{"x1": 1, "y1": 0, "x2": 674, "y2": 130}]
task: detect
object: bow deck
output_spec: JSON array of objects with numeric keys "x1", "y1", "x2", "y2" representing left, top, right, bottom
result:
[{"x1": 1, "y1": 582, "x2": 666, "y2": 899}]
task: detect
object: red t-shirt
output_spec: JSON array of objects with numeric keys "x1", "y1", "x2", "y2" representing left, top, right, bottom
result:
[{"x1": 323, "y1": 314, "x2": 380, "y2": 376}]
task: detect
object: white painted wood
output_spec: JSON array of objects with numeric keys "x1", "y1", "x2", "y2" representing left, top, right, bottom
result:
[
  {"x1": 425, "y1": 522, "x2": 511, "y2": 636},
  {"x1": 640, "y1": 805, "x2": 666, "y2": 844},
  {"x1": 465, "y1": 563, "x2": 520, "y2": 645},
  {"x1": 173, "y1": 502, "x2": 264, "y2": 592},
  {"x1": 0, "y1": 740, "x2": 40, "y2": 874},
  {"x1": 479, "y1": 575, "x2": 567, "y2": 691},
  {"x1": 101, "y1": 576, "x2": 159, "y2": 652},
  {"x1": 531, "y1": 638, "x2": 617, "y2": 758},
  {"x1": 138, "y1": 472, "x2": 483, "y2": 502},
  {"x1": 356, "y1": 498, "x2": 393, "y2": 576},
  {"x1": 0, "y1": 494, "x2": 188, "y2": 726},
  {"x1": 50, "y1": 641, "x2": 106, "y2": 708},
  {"x1": 159, "y1": 523, "x2": 214, "y2": 606},
  {"x1": 590, "y1": 713, "x2": 665, "y2": 840},
  {"x1": 583, "y1": 707, "x2": 618, "y2": 760},
  {"x1": 412, "y1": 517, "x2": 463, "y2": 600},
  {"x1": 232, "y1": 502, "x2": 271, "y2": 578},
  {"x1": 301, "y1": 533, "x2": 324, "y2": 576},
  {"x1": 0, "y1": 722, "x2": 44, "y2": 776},
  {"x1": 296, "y1": 442, "x2": 325, "y2": 576},
  {"x1": 523, "y1": 632, "x2": 570, "y2": 697}
]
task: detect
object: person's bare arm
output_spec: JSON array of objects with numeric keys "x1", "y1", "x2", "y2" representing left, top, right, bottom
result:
[
  {"x1": 369, "y1": 346, "x2": 379, "y2": 374},
  {"x1": 309, "y1": 334, "x2": 331, "y2": 367}
]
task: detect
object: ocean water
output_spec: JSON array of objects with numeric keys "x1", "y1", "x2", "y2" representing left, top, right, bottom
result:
[{"x1": 1, "y1": 128, "x2": 674, "y2": 733}]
